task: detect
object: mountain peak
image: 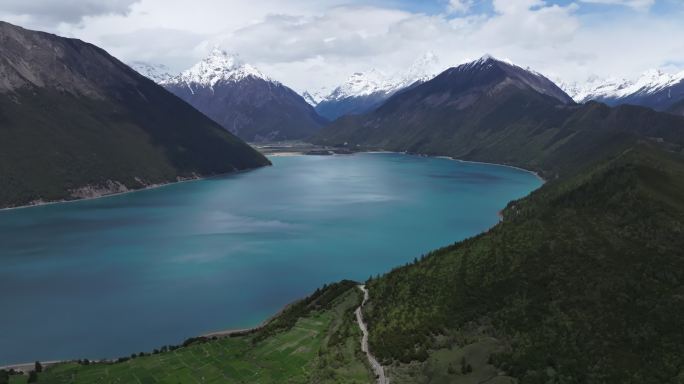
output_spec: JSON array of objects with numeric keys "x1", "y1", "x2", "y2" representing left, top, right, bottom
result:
[
  {"x1": 465, "y1": 54, "x2": 518, "y2": 69},
  {"x1": 561, "y1": 67, "x2": 684, "y2": 103},
  {"x1": 129, "y1": 61, "x2": 173, "y2": 83},
  {"x1": 443, "y1": 55, "x2": 573, "y2": 104},
  {"x1": 477, "y1": 53, "x2": 496, "y2": 62},
  {"x1": 166, "y1": 48, "x2": 271, "y2": 88},
  {"x1": 317, "y1": 52, "x2": 441, "y2": 104}
]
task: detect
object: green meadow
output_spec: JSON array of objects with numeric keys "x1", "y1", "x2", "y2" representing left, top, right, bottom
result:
[{"x1": 8, "y1": 285, "x2": 372, "y2": 384}]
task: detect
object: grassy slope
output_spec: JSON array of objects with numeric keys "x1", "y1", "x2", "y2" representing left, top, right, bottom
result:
[
  {"x1": 8, "y1": 282, "x2": 372, "y2": 384},
  {"x1": 363, "y1": 144, "x2": 684, "y2": 383}
]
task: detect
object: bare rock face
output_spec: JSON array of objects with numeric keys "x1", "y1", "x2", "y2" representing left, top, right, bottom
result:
[
  {"x1": 70, "y1": 181, "x2": 130, "y2": 199},
  {"x1": 0, "y1": 22, "x2": 138, "y2": 97}
]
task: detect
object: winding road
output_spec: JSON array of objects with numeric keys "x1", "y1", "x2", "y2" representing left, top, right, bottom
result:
[{"x1": 355, "y1": 285, "x2": 389, "y2": 384}]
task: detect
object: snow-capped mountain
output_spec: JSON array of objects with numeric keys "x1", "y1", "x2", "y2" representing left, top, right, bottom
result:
[
  {"x1": 129, "y1": 61, "x2": 173, "y2": 83},
  {"x1": 302, "y1": 90, "x2": 327, "y2": 106},
  {"x1": 312, "y1": 54, "x2": 580, "y2": 153},
  {"x1": 162, "y1": 48, "x2": 326, "y2": 142},
  {"x1": 451, "y1": 55, "x2": 574, "y2": 104},
  {"x1": 163, "y1": 48, "x2": 270, "y2": 90},
  {"x1": 312, "y1": 52, "x2": 441, "y2": 120},
  {"x1": 559, "y1": 69, "x2": 684, "y2": 112}
]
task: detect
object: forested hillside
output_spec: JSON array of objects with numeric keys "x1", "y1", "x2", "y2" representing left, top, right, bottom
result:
[{"x1": 364, "y1": 144, "x2": 684, "y2": 383}]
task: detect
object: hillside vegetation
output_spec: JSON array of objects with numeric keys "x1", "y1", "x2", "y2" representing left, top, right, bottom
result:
[
  {"x1": 0, "y1": 21, "x2": 269, "y2": 208},
  {"x1": 364, "y1": 144, "x2": 684, "y2": 383},
  {"x1": 313, "y1": 57, "x2": 684, "y2": 179},
  {"x1": 6, "y1": 282, "x2": 372, "y2": 384}
]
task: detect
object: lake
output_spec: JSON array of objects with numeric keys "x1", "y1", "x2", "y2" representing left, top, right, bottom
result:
[{"x1": 0, "y1": 153, "x2": 542, "y2": 364}]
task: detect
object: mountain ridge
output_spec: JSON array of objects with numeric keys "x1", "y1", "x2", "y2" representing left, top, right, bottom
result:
[
  {"x1": 312, "y1": 52, "x2": 441, "y2": 120},
  {"x1": 0, "y1": 21, "x2": 269, "y2": 208},
  {"x1": 312, "y1": 56, "x2": 648, "y2": 179},
  {"x1": 559, "y1": 68, "x2": 684, "y2": 111},
  {"x1": 161, "y1": 49, "x2": 326, "y2": 142}
]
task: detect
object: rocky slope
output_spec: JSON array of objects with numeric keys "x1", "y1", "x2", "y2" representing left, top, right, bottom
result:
[
  {"x1": 161, "y1": 49, "x2": 326, "y2": 142},
  {"x1": 0, "y1": 21, "x2": 269, "y2": 208}
]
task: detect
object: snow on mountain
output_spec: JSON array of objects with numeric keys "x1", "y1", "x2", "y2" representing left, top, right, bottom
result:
[
  {"x1": 129, "y1": 61, "x2": 173, "y2": 83},
  {"x1": 302, "y1": 89, "x2": 328, "y2": 106},
  {"x1": 393, "y1": 51, "x2": 440, "y2": 91},
  {"x1": 314, "y1": 52, "x2": 441, "y2": 105},
  {"x1": 560, "y1": 69, "x2": 684, "y2": 104},
  {"x1": 324, "y1": 68, "x2": 391, "y2": 101},
  {"x1": 626, "y1": 69, "x2": 684, "y2": 97},
  {"x1": 453, "y1": 55, "x2": 574, "y2": 105},
  {"x1": 163, "y1": 48, "x2": 272, "y2": 90}
]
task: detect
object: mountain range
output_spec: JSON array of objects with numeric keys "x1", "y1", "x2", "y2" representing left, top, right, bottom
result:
[
  {"x1": 4, "y1": 19, "x2": 684, "y2": 384},
  {"x1": 129, "y1": 61, "x2": 174, "y2": 84},
  {"x1": 311, "y1": 54, "x2": 684, "y2": 383},
  {"x1": 309, "y1": 52, "x2": 441, "y2": 121},
  {"x1": 140, "y1": 49, "x2": 326, "y2": 142},
  {"x1": 0, "y1": 21, "x2": 269, "y2": 209},
  {"x1": 313, "y1": 55, "x2": 684, "y2": 178},
  {"x1": 559, "y1": 69, "x2": 684, "y2": 113},
  {"x1": 130, "y1": 52, "x2": 684, "y2": 130},
  {"x1": 19, "y1": 50, "x2": 684, "y2": 384}
]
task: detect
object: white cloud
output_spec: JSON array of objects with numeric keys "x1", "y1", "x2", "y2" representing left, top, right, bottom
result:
[
  {"x1": 1, "y1": 0, "x2": 683, "y2": 93},
  {"x1": 579, "y1": 0, "x2": 655, "y2": 11},
  {"x1": 448, "y1": 0, "x2": 474, "y2": 14},
  {"x1": 0, "y1": 0, "x2": 140, "y2": 25}
]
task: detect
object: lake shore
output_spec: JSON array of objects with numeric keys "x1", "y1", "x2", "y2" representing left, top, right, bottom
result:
[
  {"x1": 259, "y1": 141, "x2": 545, "y2": 182},
  {"x1": 1, "y1": 142, "x2": 543, "y2": 212},
  {"x1": 0, "y1": 165, "x2": 268, "y2": 212},
  {"x1": 0, "y1": 300, "x2": 296, "y2": 372},
  {"x1": 0, "y1": 147, "x2": 543, "y2": 367}
]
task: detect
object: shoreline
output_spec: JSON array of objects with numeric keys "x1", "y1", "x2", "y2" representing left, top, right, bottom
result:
[
  {"x1": 0, "y1": 360, "x2": 63, "y2": 374},
  {"x1": 0, "y1": 149, "x2": 543, "y2": 369},
  {"x1": 0, "y1": 300, "x2": 295, "y2": 371},
  {"x1": 200, "y1": 302, "x2": 290, "y2": 339},
  {"x1": 0, "y1": 165, "x2": 269, "y2": 213},
  {"x1": 1, "y1": 150, "x2": 544, "y2": 213},
  {"x1": 268, "y1": 148, "x2": 546, "y2": 182}
]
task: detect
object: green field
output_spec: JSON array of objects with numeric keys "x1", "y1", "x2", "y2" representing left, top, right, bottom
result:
[{"x1": 7, "y1": 284, "x2": 372, "y2": 384}]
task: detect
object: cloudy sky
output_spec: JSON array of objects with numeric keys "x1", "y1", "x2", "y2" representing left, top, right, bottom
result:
[{"x1": 2, "y1": 0, "x2": 684, "y2": 92}]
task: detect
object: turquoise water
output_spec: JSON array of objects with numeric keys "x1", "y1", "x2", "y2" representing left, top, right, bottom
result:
[{"x1": 0, "y1": 153, "x2": 541, "y2": 364}]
